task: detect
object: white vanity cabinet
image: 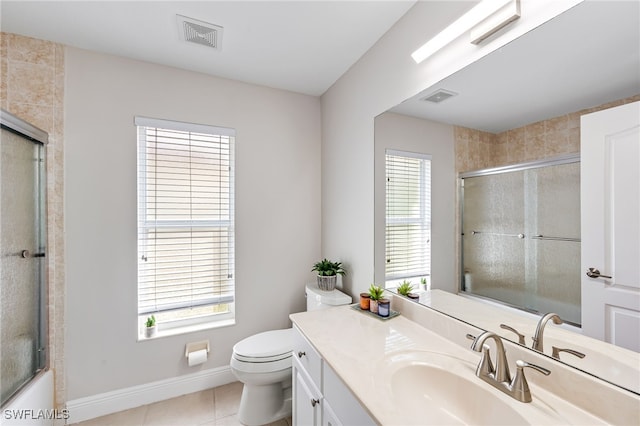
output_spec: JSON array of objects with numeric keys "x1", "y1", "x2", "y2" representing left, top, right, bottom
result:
[{"x1": 292, "y1": 325, "x2": 375, "y2": 426}]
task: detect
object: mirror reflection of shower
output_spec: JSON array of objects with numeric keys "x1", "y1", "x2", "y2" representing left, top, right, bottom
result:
[
  {"x1": 1, "y1": 109, "x2": 48, "y2": 406},
  {"x1": 460, "y1": 154, "x2": 580, "y2": 325}
]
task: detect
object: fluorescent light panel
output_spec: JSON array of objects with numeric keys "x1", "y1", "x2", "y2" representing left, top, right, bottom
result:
[{"x1": 411, "y1": 0, "x2": 517, "y2": 64}]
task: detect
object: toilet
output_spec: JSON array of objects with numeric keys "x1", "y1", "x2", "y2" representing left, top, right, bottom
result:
[{"x1": 230, "y1": 283, "x2": 352, "y2": 425}]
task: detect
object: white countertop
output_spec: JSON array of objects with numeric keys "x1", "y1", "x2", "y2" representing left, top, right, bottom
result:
[{"x1": 290, "y1": 304, "x2": 610, "y2": 425}]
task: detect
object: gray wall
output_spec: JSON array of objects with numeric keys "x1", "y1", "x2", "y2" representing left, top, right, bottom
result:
[{"x1": 64, "y1": 47, "x2": 321, "y2": 399}]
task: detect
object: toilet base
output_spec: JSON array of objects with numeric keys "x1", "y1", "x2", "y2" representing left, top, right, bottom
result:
[{"x1": 237, "y1": 381, "x2": 292, "y2": 426}]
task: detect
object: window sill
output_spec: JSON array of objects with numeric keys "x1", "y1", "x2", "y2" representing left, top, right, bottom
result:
[{"x1": 138, "y1": 318, "x2": 235, "y2": 342}]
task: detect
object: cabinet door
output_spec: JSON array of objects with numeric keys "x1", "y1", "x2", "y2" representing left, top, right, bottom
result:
[
  {"x1": 323, "y1": 364, "x2": 376, "y2": 425},
  {"x1": 322, "y1": 400, "x2": 343, "y2": 426},
  {"x1": 293, "y1": 367, "x2": 320, "y2": 426}
]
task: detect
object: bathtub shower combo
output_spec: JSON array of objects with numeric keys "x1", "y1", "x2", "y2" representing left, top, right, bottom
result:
[
  {"x1": 1, "y1": 109, "x2": 48, "y2": 407},
  {"x1": 460, "y1": 155, "x2": 581, "y2": 325}
]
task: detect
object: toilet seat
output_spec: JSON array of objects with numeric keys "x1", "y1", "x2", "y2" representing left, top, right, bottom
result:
[{"x1": 232, "y1": 328, "x2": 293, "y2": 368}]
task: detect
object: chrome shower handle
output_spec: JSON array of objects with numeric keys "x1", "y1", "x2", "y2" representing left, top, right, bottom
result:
[{"x1": 21, "y1": 250, "x2": 45, "y2": 258}]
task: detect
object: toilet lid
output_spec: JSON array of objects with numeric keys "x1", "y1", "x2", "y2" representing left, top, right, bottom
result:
[{"x1": 233, "y1": 328, "x2": 293, "y2": 359}]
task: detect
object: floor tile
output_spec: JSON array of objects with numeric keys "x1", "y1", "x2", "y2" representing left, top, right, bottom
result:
[
  {"x1": 213, "y1": 382, "x2": 243, "y2": 420},
  {"x1": 142, "y1": 389, "x2": 215, "y2": 426},
  {"x1": 70, "y1": 406, "x2": 147, "y2": 426},
  {"x1": 72, "y1": 383, "x2": 247, "y2": 426}
]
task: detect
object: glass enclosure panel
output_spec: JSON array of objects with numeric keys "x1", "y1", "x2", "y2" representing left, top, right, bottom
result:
[
  {"x1": 462, "y1": 169, "x2": 526, "y2": 308},
  {"x1": 1, "y1": 127, "x2": 47, "y2": 406},
  {"x1": 527, "y1": 162, "x2": 581, "y2": 324},
  {"x1": 461, "y1": 159, "x2": 580, "y2": 325}
]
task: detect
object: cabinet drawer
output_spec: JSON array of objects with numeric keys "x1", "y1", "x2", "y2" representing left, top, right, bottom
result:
[{"x1": 293, "y1": 325, "x2": 322, "y2": 388}]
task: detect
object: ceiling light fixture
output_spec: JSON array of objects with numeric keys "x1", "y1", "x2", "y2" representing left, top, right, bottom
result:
[
  {"x1": 470, "y1": 0, "x2": 521, "y2": 45},
  {"x1": 411, "y1": 0, "x2": 520, "y2": 64}
]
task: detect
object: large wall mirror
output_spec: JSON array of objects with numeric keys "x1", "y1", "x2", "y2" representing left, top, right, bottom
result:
[{"x1": 374, "y1": 1, "x2": 639, "y2": 394}]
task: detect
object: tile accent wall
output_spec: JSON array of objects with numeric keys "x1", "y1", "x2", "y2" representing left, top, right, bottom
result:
[
  {"x1": 454, "y1": 94, "x2": 640, "y2": 172},
  {"x1": 1, "y1": 32, "x2": 65, "y2": 408}
]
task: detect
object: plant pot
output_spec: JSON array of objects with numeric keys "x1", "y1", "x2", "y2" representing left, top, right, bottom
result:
[
  {"x1": 145, "y1": 325, "x2": 157, "y2": 338},
  {"x1": 369, "y1": 299, "x2": 379, "y2": 314},
  {"x1": 317, "y1": 275, "x2": 337, "y2": 291}
]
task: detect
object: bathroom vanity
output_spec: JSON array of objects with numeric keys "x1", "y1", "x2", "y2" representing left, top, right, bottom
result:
[
  {"x1": 292, "y1": 324, "x2": 374, "y2": 425},
  {"x1": 290, "y1": 296, "x2": 639, "y2": 425}
]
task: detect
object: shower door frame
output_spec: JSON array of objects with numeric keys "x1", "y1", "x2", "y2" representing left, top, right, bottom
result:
[
  {"x1": 0, "y1": 109, "x2": 49, "y2": 406},
  {"x1": 458, "y1": 153, "x2": 581, "y2": 323}
]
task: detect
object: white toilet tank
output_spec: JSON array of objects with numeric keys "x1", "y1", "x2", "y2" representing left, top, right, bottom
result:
[{"x1": 305, "y1": 283, "x2": 352, "y2": 311}]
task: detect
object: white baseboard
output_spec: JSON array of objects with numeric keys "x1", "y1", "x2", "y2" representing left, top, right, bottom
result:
[{"x1": 65, "y1": 366, "x2": 235, "y2": 424}]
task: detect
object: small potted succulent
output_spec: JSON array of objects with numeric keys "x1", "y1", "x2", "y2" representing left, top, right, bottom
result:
[
  {"x1": 145, "y1": 315, "x2": 157, "y2": 338},
  {"x1": 420, "y1": 277, "x2": 428, "y2": 291},
  {"x1": 368, "y1": 284, "x2": 384, "y2": 314},
  {"x1": 312, "y1": 258, "x2": 346, "y2": 291},
  {"x1": 396, "y1": 280, "x2": 414, "y2": 297}
]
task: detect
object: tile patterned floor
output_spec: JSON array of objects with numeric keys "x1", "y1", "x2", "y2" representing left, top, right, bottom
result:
[{"x1": 71, "y1": 382, "x2": 292, "y2": 426}]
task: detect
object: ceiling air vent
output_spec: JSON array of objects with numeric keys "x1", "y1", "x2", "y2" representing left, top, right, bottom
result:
[
  {"x1": 421, "y1": 89, "x2": 458, "y2": 104},
  {"x1": 177, "y1": 15, "x2": 223, "y2": 50}
]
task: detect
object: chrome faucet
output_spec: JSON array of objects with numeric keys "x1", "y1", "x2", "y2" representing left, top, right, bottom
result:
[
  {"x1": 532, "y1": 313, "x2": 563, "y2": 352},
  {"x1": 470, "y1": 331, "x2": 511, "y2": 382},
  {"x1": 469, "y1": 331, "x2": 550, "y2": 403}
]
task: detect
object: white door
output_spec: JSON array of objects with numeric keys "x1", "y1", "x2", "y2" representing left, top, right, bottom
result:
[{"x1": 581, "y1": 101, "x2": 640, "y2": 351}]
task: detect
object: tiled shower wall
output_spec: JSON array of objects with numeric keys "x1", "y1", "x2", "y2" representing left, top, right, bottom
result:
[
  {"x1": 454, "y1": 94, "x2": 640, "y2": 172},
  {"x1": 1, "y1": 32, "x2": 65, "y2": 408}
]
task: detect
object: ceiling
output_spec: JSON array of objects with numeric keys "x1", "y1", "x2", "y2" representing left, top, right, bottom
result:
[
  {"x1": 390, "y1": 0, "x2": 640, "y2": 133},
  {"x1": 1, "y1": 0, "x2": 416, "y2": 96}
]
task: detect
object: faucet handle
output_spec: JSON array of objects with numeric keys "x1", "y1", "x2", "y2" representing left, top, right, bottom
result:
[
  {"x1": 500, "y1": 323, "x2": 526, "y2": 345},
  {"x1": 552, "y1": 346, "x2": 586, "y2": 360},
  {"x1": 477, "y1": 344, "x2": 495, "y2": 377},
  {"x1": 511, "y1": 360, "x2": 551, "y2": 403}
]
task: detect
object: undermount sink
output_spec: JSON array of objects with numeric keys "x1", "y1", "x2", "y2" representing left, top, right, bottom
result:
[{"x1": 385, "y1": 351, "x2": 529, "y2": 425}]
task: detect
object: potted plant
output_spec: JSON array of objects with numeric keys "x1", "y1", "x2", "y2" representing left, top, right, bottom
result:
[
  {"x1": 145, "y1": 315, "x2": 157, "y2": 338},
  {"x1": 368, "y1": 284, "x2": 384, "y2": 314},
  {"x1": 420, "y1": 277, "x2": 428, "y2": 291},
  {"x1": 396, "y1": 280, "x2": 414, "y2": 297},
  {"x1": 312, "y1": 258, "x2": 346, "y2": 291}
]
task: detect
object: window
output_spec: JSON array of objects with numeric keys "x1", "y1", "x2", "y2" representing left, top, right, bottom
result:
[
  {"x1": 136, "y1": 116, "x2": 235, "y2": 335},
  {"x1": 385, "y1": 150, "x2": 431, "y2": 286}
]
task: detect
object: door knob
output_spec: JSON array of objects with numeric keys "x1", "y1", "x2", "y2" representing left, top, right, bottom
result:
[{"x1": 586, "y1": 268, "x2": 612, "y2": 279}]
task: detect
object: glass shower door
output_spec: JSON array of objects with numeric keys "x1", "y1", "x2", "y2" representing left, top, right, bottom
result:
[
  {"x1": 1, "y1": 125, "x2": 47, "y2": 406},
  {"x1": 461, "y1": 169, "x2": 527, "y2": 307},
  {"x1": 461, "y1": 156, "x2": 581, "y2": 325},
  {"x1": 526, "y1": 162, "x2": 581, "y2": 324}
]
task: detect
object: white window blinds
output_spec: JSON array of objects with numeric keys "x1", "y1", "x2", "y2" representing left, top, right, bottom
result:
[
  {"x1": 135, "y1": 116, "x2": 235, "y2": 318},
  {"x1": 385, "y1": 150, "x2": 431, "y2": 281}
]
